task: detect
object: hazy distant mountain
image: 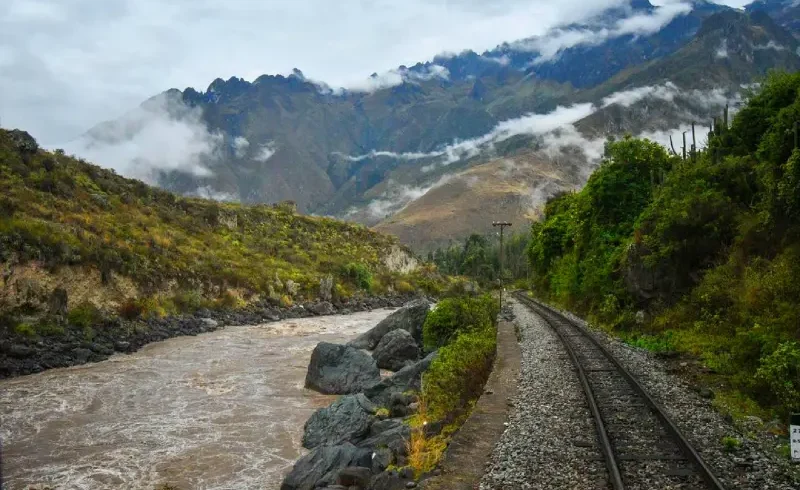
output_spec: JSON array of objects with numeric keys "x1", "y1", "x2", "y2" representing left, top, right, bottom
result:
[{"x1": 80, "y1": 1, "x2": 800, "y2": 251}]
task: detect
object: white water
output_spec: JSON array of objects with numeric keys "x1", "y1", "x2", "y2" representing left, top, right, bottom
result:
[{"x1": 0, "y1": 309, "x2": 393, "y2": 490}]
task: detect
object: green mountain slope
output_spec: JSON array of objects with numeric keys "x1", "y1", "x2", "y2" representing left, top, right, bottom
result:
[{"x1": 0, "y1": 128, "x2": 434, "y2": 327}]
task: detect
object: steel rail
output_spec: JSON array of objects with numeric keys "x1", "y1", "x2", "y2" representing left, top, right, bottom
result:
[{"x1": 513, "y1": 291, "x2": 726, "y2": 490}]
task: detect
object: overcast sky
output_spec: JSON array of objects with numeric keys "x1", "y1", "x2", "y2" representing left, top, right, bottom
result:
[{"x1": 1, "y1": 0, "x2": 751, "y2": 145}]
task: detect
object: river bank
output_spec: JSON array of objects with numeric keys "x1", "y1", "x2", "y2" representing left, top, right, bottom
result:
[
  {"x1": 0, "y1": 295, "x2": 413, "y2": 379},
  {"x1": 1, "y1": 308, "x2": 397, "y2": 490}
]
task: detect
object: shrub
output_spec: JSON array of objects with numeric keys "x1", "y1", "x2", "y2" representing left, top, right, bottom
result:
[
  {"x1": 215, "y1": 291, "x2": 245, "y2": 310},
  {"x1": 422, "y1": 294, "x2": 498, "y2": 351},
  {"x1": 755, "y1": 342, "x2": 800, "y2": 413},
  {"x1": 395, "y1": 279, "x2": 414, "y2": 294},
  {"x1": 421, "y1": 328, "x2": 497, "y2": 422},
  {"x1": 14, "y1": 322, "x2": 36, "y2": 337},
  {"x1": 172, "y1": 290, "x2": 207, "y2": 312},
  {"x1": 721, "y1": 436, "x2": 742, "y2": 452},
  {"x1": 342, "y1": 262, "x2": 372, "y2": 291},
  {"x1": 67, "y1": 301, "x2": 104, "y2": 328},
  {"x1": 118, "y1": 298, "x2": 143, "y2": 320}
]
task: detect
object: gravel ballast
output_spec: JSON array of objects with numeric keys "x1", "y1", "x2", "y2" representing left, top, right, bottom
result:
[
  {"x1": 541, "y1": 301, "x2": 800, "y2": 490},
  {"x1": 479, "y1": 299, "x2": 607, "y2": 490}
]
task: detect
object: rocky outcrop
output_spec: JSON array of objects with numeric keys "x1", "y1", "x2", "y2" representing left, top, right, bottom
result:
[
  {"x1": 280, "y1": 443, "x2": 372, "y2": 490},
  {"x1": 348, "y1": 299, "x2": 430, "y2": 350},
  {"x1": 305, "y1": 343, "x2": 381, "y2": 395},
  {"x1": 303, "y1": 394, "x2": 377, "y2": 449},
  {"x1": 365, "y1": 351, "x2": 437, "y2": 406},
  {"x1": 372, "y1": 329, "x2": 420, "y2": 371}
]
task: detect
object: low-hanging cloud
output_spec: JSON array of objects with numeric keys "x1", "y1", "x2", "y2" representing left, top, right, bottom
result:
[
  {"x1": 63, "y1": 95, "x2": 223, "y2": 183},
  {"x1": 356, "y1": 174, "x2": 455, "y2": 220},
  {"x1": 233, "y1": 136, "x2": 250, "y2": 158},
  {"x1": 338, "y1": 102, "x2": 596, "y2": 171},
  {"x1": 254, "y1": 142, "x2": 277, "y2": 162},
  {"x1": 716, "y1": 39, "x2": 729, "y2": 59},
  {"x1": 330, "y1": 64, "x2": 450, "y2": 94},
  {"x1": 519, "y1": 1, "x2": 694, "y2": 63}
]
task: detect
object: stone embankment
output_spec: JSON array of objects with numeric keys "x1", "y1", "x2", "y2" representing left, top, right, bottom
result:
[
  {"x1": 282, "y1": 299, "x2": 436, "y2": 490},
  {"x1": 0, "y1": 294, "x2": 413, "y2": 379}
]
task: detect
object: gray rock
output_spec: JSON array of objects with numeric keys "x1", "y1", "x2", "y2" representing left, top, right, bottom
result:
[
  {"x1": 357, "y1": 420, "x2": 411, "y2": 457},
  {"x1": 336, "y1": 466, "x2": 371, "y2": 488},
  {"x1": 200, "y1": 318, "x2": 219, "y2": 329},
  {"x1": 364, "y1": 351, "x2": 437, "y2": 406},
  {"x1": 9, "y1": 129, "x2": 39, "y2": 154},
  {"x1": 280, "y1": 443, "x2": 372, "y2": 490},
  {"x1": 303, "y1": 394, "x2": 377, "y2": 449},
  {"x1": 372, "y1": 329, "x2": 420, "y2": 371},
  {"x1": 48, "y1": 287, "x2": 68, "y2": 317},
  {"x1": 371, "y1": 447, "x2": 393, "y2": 473},
  {"x1": 310, "y1": 301, "x2": 336, "y2": 316},
  {"x1": 7, "y1": 344, "x2": 34, "y2": 359},
  {"x1": 369, "y1": 471, "x2": 408, "y2": 490},
  {"x1": 305, "y1": 342, "x2": 381, "y2": 395},
  {"x1": 320, "y1": 275, "x2": 334, "y2": 302},
  {"x1": 348, "y1": 299, "x2": 430, "y2": 350}
]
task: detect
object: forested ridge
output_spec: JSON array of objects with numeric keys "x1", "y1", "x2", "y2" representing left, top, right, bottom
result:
[{"x1": 527, "y1": 71, "x2": 800, "y2": 420}]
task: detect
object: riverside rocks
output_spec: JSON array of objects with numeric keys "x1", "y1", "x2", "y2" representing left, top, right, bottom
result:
[
  {"x1": 372, "y1": 329, "x2": 420, "y2": 371},
  {"x1": 303, "y1": 394, "x2": 377, "y2": 448},
  {"x1": 305, "y1": 343, "x2": 381, "y2": 395},
  {"x1": 283, "y1": 297, "x2": 435, "y2": 490},
  {"x1": 0, "y1": 294, "x2": 411, "y2": 379},
  {"x1": 364, "y1": 351, "x2": 437, "y2": 406},
  {"x1": 349, "y1": 299, "x2": 430, "y2": 350},
  {"x1": 280, "y1": 443, "x2": 372, "y2": 490}
]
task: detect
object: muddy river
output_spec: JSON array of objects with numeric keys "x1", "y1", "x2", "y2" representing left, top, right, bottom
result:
[{"x1": 0, "y1": 309, "x2": 393, "y2": 489}]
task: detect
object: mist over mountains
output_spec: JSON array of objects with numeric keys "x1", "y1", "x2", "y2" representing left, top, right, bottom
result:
[{"x1": 71, "y1": 0, "x2": 800, "y2": 250}]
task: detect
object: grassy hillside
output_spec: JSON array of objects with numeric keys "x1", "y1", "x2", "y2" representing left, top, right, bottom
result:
[
  {"x1": 0, "y1": 128, "x2": 441, "y2": 332},
  {"x1": 527, "y1": 71, "x2": 800, "y2": 424}
]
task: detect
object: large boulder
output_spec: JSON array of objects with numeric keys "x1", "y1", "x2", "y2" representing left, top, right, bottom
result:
[
  {"x1": 348, "y1": 299, "x2": 430, "y2": 350},
  {"x1": 372, "y1": 329, "x2": 420, "y2": 371},
  {"x1": 280, "y1": 443, "x2": 372, "y2": 490},
  {"x1": 305, "y1": 342, "x2": 381, "y2": 395},
  {"x1": 364, "y1": 351, "x2": 437, "y2": 406},
  {"x1": 357, "y1": 418, "x2": 411, "y2": 458},
  {"x1": 303, "y1": 394, "x2": 377, "y2": 449}
]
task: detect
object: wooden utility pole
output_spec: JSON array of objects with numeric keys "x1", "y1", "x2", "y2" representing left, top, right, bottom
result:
[
  {"x1": 493, "y1": 221, "x2": 512, "y2": 311},
  {"x1": 691, "y1": 122, "x2": 697, "y2": 162}
]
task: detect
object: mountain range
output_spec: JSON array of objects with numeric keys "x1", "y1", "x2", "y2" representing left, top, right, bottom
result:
[{"x1": 75, "y1": 0, "x2": 800, "y2": 251}]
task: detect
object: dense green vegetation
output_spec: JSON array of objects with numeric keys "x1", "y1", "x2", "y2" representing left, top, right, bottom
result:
[
  {"x1": 428, "y1": 233, "x2": 530, "y2": 287},
  {"x1": 407, "y1": 294, "x2": 499, "y2": 475},
  {"x1": 0, "y1": 129, "x2": 442, "y2": 331},
  {"x1": 527, "y1": 71, "x2": 800, "y2": 419}
]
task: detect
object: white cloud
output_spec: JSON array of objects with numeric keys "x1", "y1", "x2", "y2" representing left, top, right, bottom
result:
[
  {"x1": 753, "y1": 41, "x2": 787, "y2": 51},
  {"x1": 716, "y1": 39, "x2": 729, "y2": 59},
  {"x1": 602, "y1": 82, "x2": 680, "y2": 107},
  {"x1": 521, "y1": 1, "x2": 694, "y2": 63},
  {"x1": 362, "y1": 175, "x2": 454, "y2": 220},
  {"x1": 191, "y1": 186, "x2": 239, "y2": 202},
  {"x1": 339, "y1": 103, "x2": 595, "y2": 171},
  {"x1": 62, "y1": 94, "x2": 222, "y2": 183},
  {"x1": 233, "y1": 136, "x2": 249, "y2": 158},
  {"x1": 255, "y1": 142, "x2": 277, "y2": 162},
  {"x1": 337, "y1": 64, "x2": 450, "y2": 93}
]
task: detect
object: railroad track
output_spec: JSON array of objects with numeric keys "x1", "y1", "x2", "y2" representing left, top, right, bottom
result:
[{"x1": 513, "y1": 291, "x2": 726, "y2": 490}]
